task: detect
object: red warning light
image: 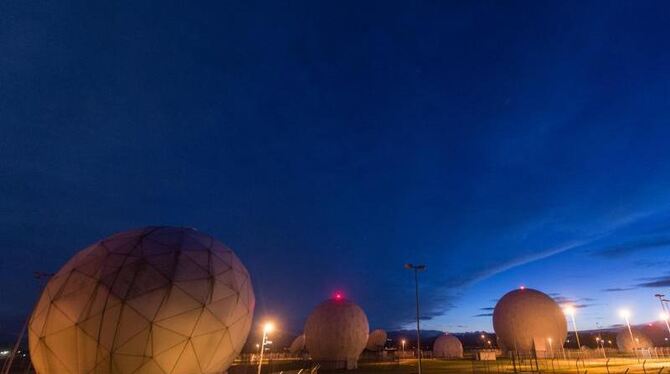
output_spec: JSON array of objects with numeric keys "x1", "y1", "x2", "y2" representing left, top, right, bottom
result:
[
  {"x1": 520, "y1": 285, "x2": 526, "y2": 290},
  {"x1": 334, "y1": 292, "x2": 344, "y2": 300}
]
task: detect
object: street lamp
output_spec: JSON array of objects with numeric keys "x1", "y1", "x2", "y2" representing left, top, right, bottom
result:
[
  {"x1": 595, "y1": 322, "x2": 607, "y2": 359},
  {"x1": 401, "y1": 339, "x2": 406, "y2": 353},
  {"x1": 257, "y1": 322, "x2": 274, "y2": 374},
  {"x1": 563, "y1": 306, "x2": 581, "y2": 349},
  {"x1": 405, "y1": 263, "x2": 425, "y2": 374},
  {"x1": 660, "y1": 312, "x2": 670, "y2": 338},
  {"x1": 620, "y1": 309, "x2": 638, "y2": 360},
  {"x1": 547, "y1": 337, "x2": 553, "y2": 358},
  {"x1": 595, "y1": 337, "x2": 606, "y2": 359}
]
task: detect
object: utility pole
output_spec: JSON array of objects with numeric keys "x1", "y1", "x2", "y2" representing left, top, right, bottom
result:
[
  {"x1": 656, "y1": 294, "x2": 670, "y2": 337},
  {"x1": 405, "y1": 263, "x2": 425, "y2": 374}
]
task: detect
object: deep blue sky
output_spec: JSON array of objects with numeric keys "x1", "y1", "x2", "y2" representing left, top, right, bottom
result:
[{"x1": 2, "y1": 1, "x2": 670, "y2": 337}]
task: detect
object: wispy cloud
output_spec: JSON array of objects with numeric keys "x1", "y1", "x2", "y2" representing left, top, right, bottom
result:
[
  {"x1": 474, "y1": 313, "x2": 493, "y2": 318},
  {"x1": 594, "y1": 236, "x2": 670, "y2": 258},
  {"x1": 602, "y1": 287, "x2": 635, "y2": 292},
  {"x1": 635, "y1": 273, "x2": 670, "y2": 288},
  {"x1": 551, "y1": 294, "x2": 598, "y2": 309}
]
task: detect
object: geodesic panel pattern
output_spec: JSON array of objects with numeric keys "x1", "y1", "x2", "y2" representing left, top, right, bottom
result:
[{"x1": 28, "y1": 227, "x2": 255, "y2": 374}]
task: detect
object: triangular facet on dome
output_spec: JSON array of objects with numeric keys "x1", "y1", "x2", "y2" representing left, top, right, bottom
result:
[
  {"x1": 126, "y1": 287, "x2": 168, "y2": 321},
  {"x1": 210, "y1": 251, "x2": 233, "y2": 275},
  {"x1": 211, "y1": 279, "x2": 236, "y2": 302},
  {"x1": 207, "y1": 294, "x2": 238, "y2": 323},
  {"x1": 153, "y1": 340, "x2": 187, "y2": 373},
  {"x1": 126, "y1": 262, "x2": 170, "y2": 299},
  {"x1": 171, "y1": 340, "x2": 202, "y2": 374},
  {"x1": 192, "y1": 307, "x2": 225, "y2": 337},
  {"x1": 155, "y1": 307, "x2": 202, "y2": 337},
  {"x1": 114, "y1": 305, "x2": 150, "y2": 349},
  {"x1": 152, "y1": 325, "x2": 189, "y2": 356},
  {"x1": 192, "y1": 329, "x2": 227, "y2": 371},
  {"x1": 155, "y1": 285, "x2": 202, "y2": 320},
  {"x1": 180, "y1": 232, "x2": 210, "y2": 252},
  {"x1": 174, "y1": 278, "x2": 211, "y2": 305},
  {"x1": 114, "y1": 325, "x2": 150, "y2": 355},
  {"x1": 112, "y1": 353, "x2": 150, "y2": 374},
  {"x1": 44, "y1": 326, "x2": 78, "y2": 373},
  {"x1": 75, "y1": 326, "x2": 100, "y2": 373},
  {"x1": 44, "y1": 303, "x2": 76, "y2": 335},
  {"x1": 174, "y1": 256, "x2": 210, "y2": 281},
  {"x1": 97, "y1": 303, "x2": 123, "y2": 350}
]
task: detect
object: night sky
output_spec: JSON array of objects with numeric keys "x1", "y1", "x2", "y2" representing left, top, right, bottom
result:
[{"x1": 3, "y1": 1, "x2": 670, "y2": 338}]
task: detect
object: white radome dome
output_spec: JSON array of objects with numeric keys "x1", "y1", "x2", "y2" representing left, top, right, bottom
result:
[
  {"x1": 616, "y1": 328, "x2": 653, "y2": 352},
  {"x1": 366, "y1": 329, "x2": 387, "y2": 351},
  {"x1": 432, "y1": 333, "x2": 463, "y2": 358},
  {"x1": 492, "y1": 288, "x2": 567, "y2": 353},
  {"x1": 304, "y1": 296, "x2": 369, "y2": 370},
  {"x1": 28, "y1": 227, "x2": 255, "y2": 374}
]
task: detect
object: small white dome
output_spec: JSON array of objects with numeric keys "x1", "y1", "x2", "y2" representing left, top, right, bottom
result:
[
  {"x1": 616, "y1": 328, "x2": 653, "y2": 352},
  {"x1": 366, "y1": 329, "x2": 387, "y2": 351},
  {"x1": 433, "y1": 333, "x2": 463, "y2": 359},
  {"x1": 304, "y1": 297, "x2": 369, "y2": 370},
  {"x1": 493, "y1": 288, "x2": 567, "y2": 353},
  {"x1": 289, "y1": 334, "x2": 306, "y2": 354}
]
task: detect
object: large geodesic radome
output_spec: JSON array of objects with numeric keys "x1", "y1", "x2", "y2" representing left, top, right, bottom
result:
[
  {"x1": 365, "y1": 329, "x2": 387, "y2": 352},
  {"x1": 432, "y1": 333, "x2": 463, "y2": 359},
  {"x1": 492, "y1": 288, "x2": 567, "y2": 353},
  {"x1": 616, "y1": 328, "x2": 654, "y2": 352},
  {"x1": 289, "y1": 334, "x2": 306, "y2": 354},
  {"x1": 304, "y1": 297, "x2": 369, "y2": 370},
  {"x1": 28, "y1": 226, "x2": 255, "y2": 374}
]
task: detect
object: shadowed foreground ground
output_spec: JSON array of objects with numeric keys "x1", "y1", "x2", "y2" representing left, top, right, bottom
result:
[{"x1": 227, "y1": 357, "x2": 670, "y2": 373}]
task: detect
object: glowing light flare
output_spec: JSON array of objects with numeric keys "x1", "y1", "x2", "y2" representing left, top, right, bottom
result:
[
  {"x1": 660, "y1": 312, "x2": 669, "y2": 321},
  {"x1": 563, "y1": 305, "x2": 575, "y2": 316},
  {"x1": 333, "y1": 291, "x2": 344, "y2": 300},
  {"x1": 263, "y1": 322, "x2": 274, "y2": 334},
  {"x1": 619, "y1": 309, "x2": 631, "y2": 319}
]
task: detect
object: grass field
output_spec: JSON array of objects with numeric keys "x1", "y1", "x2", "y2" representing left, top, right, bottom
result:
[
  {"x1": 346, "y1": 357, "x2": 670, "y2": 373},
  {"x1": 231, "y1": 357, "x2": 670, "y2": 373}
]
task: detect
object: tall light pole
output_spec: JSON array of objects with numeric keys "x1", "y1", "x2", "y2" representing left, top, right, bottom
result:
[
  {"x1": 563, "y1": 306, "x2": 581, "y2": 349},
  {"x1": 620, "y1": 309, "x2": 638, "y2": 360},
  {"x1": 656, "y1": 294, "x2": 670, "y2": 337},
  {"x1": 596, "y1": 322, "x2": 607, "y2": 359},
  {"x1": 401, "y1": 339, "x2": 406, "y2": 353},
  {"x1": 257, "y1": 322, "x2": 274, "y2": 374},
  {"x1": 660, "y1": 312, "x2": 670, "y2": 338},
  {"x1": 405, "y1": 263, "x2": 425, "y2": 374}
]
